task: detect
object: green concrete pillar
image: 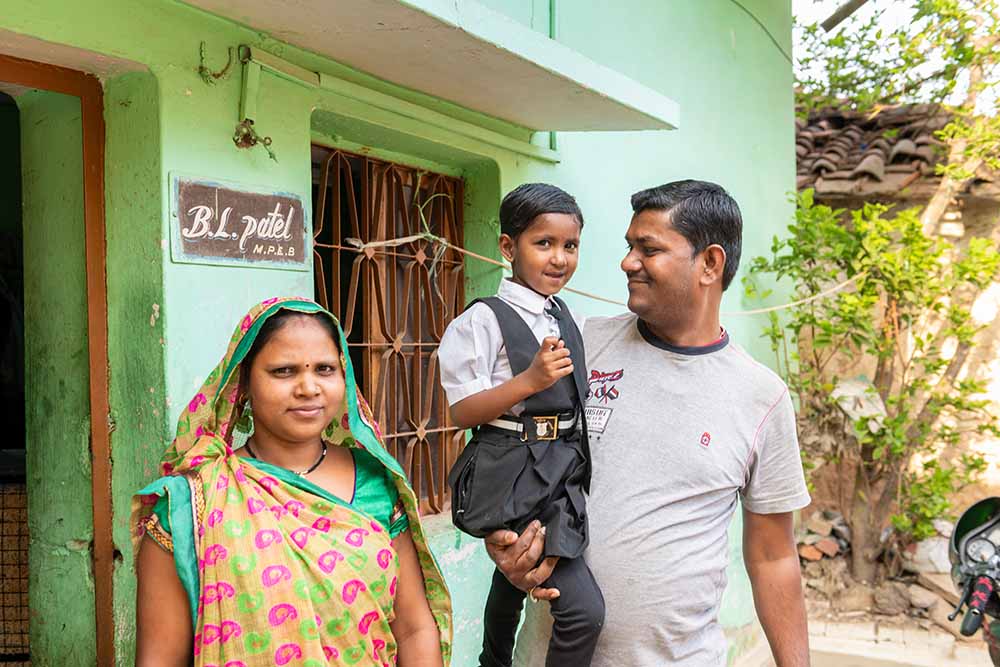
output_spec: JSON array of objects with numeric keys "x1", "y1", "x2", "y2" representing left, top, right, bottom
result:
[{"x1": 19, "y1": 89, "x2": 96, "y2": 667}]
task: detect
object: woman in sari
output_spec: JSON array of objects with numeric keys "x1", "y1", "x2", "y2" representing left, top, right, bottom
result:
[{"x1": 133, "y1": 297, "x2": 452, "y2": 666}]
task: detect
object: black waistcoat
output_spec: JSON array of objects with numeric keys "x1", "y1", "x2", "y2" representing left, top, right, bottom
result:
[{"x1": 468, "y1": 294, "x2": 591, "y2": 488}]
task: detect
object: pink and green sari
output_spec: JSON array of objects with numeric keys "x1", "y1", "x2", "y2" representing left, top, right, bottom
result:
[{"x1": 132, "y1": 297, "x2": 452, "y2": 666}]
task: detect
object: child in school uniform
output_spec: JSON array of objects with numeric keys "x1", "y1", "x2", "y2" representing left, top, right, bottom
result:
[{"x1": 440, "y1": 183, "x2": 604, "y2": 667}]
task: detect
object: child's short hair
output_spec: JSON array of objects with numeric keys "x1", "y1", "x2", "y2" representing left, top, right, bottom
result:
[{"x1": 499, "y1": 183, "x2": 584, "y2": 238}]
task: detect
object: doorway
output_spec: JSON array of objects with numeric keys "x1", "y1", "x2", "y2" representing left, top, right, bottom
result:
[
  {"x1": 0, "y1": 87, "x2": 27, "y2": 667},
  {"x1": 0, "y1": 53, "x2": 110, "y2": 666}
]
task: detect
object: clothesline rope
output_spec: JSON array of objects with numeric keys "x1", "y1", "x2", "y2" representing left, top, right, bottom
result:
[{"x1": 342, "y1": 232, "x2": 866, "y2": 316}]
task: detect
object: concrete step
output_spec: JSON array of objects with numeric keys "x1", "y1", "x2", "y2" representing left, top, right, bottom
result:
[{"x1": 810, "y1": 619, "x2": 990, "y2": 667}]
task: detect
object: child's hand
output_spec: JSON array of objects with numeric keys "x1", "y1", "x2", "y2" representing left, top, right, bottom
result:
[{"x1": 521, "y1": 336, "x2": 574, "y2": 393}]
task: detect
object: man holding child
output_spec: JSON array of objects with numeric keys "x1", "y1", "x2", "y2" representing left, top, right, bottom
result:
[{"x1": 445, "y1": 179, "x2": 811, "y2": 667}]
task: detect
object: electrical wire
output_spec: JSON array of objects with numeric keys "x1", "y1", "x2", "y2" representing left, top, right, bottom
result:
[{"x1": 727, "y1": 0, "x2": 795, "y2": 64}]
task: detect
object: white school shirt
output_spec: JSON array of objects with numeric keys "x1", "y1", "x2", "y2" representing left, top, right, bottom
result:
[{"x1": 438, "y1": 279, "x2": 585, "y2": 416}]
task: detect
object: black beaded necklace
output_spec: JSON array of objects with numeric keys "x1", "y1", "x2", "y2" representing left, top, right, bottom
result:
[{"x1": 244, "y1": 440, "x2": 327, "y2": 477}]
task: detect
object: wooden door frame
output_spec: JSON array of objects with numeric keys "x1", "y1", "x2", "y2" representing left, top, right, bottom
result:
[{"x1": 0, "y1": 52, "x2": 112, "y2": 666}]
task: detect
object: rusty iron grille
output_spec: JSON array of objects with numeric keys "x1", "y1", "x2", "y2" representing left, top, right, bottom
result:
[
  {"x1": 0, "y1": 481, "x2": 28, "y2": 665},
  {"x1": 311, "y1": 146, "x2": 465, "y2": 514}
]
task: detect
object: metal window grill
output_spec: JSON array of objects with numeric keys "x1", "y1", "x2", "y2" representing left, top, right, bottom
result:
[
  {"x1": 0, "y1": 481, "x2": 28, "y2": 665},
  {"x1": 311, "y1": 146, "x2": 466, "y2": 514}
]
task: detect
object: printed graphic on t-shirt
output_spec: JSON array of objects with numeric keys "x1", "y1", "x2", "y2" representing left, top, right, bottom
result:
[
  {"x1": 585, "y1": 405, "x2": 613, "y2": 433},
  {"x1": 586, "y1": 368, "x2": 623, "y2": 433},
  {"x1": 587, "y1": 368, "x2": 623, "y2": 403}
]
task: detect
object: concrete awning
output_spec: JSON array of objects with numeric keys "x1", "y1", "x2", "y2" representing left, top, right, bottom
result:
[{"x1": 183, "y1": 0, "x2": 679, "y2": 131}]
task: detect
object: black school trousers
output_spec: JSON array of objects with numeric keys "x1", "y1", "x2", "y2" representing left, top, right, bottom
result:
[{"x1": 479, "y1": 555, "x2": 605, "y2": 667}]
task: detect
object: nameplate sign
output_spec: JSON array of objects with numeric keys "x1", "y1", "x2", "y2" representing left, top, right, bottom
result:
[{"x1": 170, "y1": 176, "x2": 309, "y2": 270}]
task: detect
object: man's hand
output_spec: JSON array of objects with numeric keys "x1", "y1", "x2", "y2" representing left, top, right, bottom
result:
[
  {"x1": 520, "y1": 337, "x2": 573, "y2": 394},
  {"x1": 484, "y1": 521, "x2": 560, "y2": 601}
]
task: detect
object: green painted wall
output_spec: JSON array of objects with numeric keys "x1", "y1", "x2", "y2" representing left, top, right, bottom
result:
[
  {"x1": 18, "y1": 89, "x2": 96, "y2": 667},
  {"x1": 475, "y1": 0, "x2": 552, "y2": 34},
  {"x1": 416, "y1": 2, "x2": 794, "y2": 662},
  {"x1": 0, "y1": 1, "x2": 792, "y2": 664}
]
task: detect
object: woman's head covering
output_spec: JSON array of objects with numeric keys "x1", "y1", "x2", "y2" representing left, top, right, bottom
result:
[
  {"x1": 132, "y1": 296, "x2": 452, "y2": 662},
  {"x1": 159, "y1": 296, "x2": 393, "y2": 479}
]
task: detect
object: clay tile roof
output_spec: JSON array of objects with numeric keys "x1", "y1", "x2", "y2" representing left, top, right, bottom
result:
[
  {"x1": 868, "y1": 138, "x2": 891, "y2": 154},
  {"x1": 914, "y1": 145, "x2": 936, "y2": 163},
  {"x1": 852, "y1": 153, "x2": 885, "y2": 181},
  {"x1": 889, "y1": 139, "x2": 918, "y2": 163},
  {"x1": 795, "y1": 103, "x2": 996, "y2": 199}
]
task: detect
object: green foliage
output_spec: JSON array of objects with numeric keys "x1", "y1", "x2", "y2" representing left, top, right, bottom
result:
[
  {"x1": 796, "y1": 1, "x2": 1000, "y2": 196},
  {"x1": 892, "y1": 455, "x2": 988, "y2": 540},
  {"x1": 789, "y1": 2, "x2": 1000, "y2": 563},
  {"x1": 796, "y1": 1, "x2": 999, "y2": 111},
  {"x1": 748, "y1": 191, "x2": 1000, "y2": 542}
]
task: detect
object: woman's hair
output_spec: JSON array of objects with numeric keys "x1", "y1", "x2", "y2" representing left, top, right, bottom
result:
[
  {"x1": 499, "y1": 182, "x2": 584, "y2": 238},
  {"x1": 237, "y1": 309, "x2": 340, "y2": 396}
]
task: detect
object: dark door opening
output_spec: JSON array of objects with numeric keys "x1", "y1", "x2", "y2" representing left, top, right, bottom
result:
[
  {"x1": 0, "y1": 53, "x2": 110, "y2": 665},
  {"x1": 0, "y1": 88, "x2": 28, "y2": 666}
]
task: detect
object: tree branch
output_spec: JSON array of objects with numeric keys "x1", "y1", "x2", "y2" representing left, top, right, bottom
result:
[
  {"x1": 920, "y1": 29, "x2": 997, "y2": 233},
  {"x1": 908, "y1": 341, "x2": 972, "y2": 442}
]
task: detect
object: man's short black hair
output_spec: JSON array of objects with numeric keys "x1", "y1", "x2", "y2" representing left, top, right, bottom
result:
[
  {"x1": 499, "y1": 183, "x2": 584, "y2": 238},
  {"x1": 630, "y1": 180, "x2": 743, "y2": 290}
]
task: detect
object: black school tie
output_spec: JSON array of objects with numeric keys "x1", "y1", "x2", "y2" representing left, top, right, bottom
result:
[
  {"x1": 544, "y1": 303, "x2": 586, "y2": 409},
  {"x1": 544, "y1": 301, "x2": 561, "y2": 324}
]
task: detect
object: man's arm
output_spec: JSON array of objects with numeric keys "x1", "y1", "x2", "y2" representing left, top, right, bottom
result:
[{"x1": 743, "y1": 508, "x2": 810, "y2": 667}]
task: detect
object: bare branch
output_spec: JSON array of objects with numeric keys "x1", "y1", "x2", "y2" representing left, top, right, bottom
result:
[{"x1": 822, "y1": 0, "x2": 873, "y2": 33}]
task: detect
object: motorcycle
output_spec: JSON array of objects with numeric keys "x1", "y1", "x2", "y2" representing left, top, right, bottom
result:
[{"x1": 949, "y1": 497, "x2": 1000, "y2": 665}]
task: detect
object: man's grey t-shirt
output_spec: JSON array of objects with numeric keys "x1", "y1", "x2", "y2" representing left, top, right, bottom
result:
[{"x1": 513, "y1": 313, "x2": 810, "y2": 667}]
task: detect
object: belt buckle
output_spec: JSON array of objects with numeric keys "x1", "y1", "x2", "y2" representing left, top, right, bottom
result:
[{"x1": 531, "y1": 415, "x2": 559, "y2": 441}]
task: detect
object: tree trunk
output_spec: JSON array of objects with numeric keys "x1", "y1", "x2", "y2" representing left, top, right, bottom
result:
[
  {"x1": 919, "y1": 142, "x2": 982, "y2": 235},
  {"x1": 849, "y1": 462, "x2": 882, "y2": 583}
]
